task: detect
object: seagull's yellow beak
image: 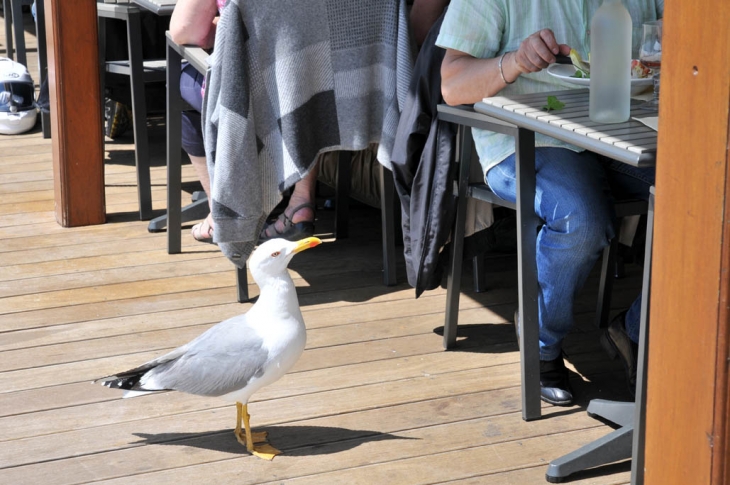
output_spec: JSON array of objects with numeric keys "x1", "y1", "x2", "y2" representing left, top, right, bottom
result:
[{"x1": 292, "y1": 237, "x2": 322, "y2": 253}]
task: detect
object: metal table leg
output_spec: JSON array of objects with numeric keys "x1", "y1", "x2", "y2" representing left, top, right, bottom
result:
[
  {"x1": 165, "y1": 35, "x2": 182, "y2": 254},
  {"x1": 515, "y1": 127, "x2": 541, "y2": 421},
  {"x1": 125, "y1": 8, "x2": 153, "y2": 220}
]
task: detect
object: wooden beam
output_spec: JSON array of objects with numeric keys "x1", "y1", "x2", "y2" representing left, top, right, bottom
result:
[
  {"x1": 45, "y1": 0, "x2": 105, "y2": 226},
  {"x1": 645, "y1": 0, "x2": 730, "y2": 483}
]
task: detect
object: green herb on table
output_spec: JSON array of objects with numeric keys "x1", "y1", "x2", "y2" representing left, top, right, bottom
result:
[{"x1": 543, "y1": 95, "x2": 566, "y2": 112}]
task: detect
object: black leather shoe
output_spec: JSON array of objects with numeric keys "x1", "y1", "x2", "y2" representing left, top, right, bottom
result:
[
  {"x1": 540, "y1": 356, "x2": 574, "y2": 406},
  {"x1": 600, "y1": 311, "x2": 638, "y2": 397}
]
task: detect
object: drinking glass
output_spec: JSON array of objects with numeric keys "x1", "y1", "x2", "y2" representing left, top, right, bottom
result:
[{"x1": 638, "y1": 20, "x2": 662, "y2": 111}]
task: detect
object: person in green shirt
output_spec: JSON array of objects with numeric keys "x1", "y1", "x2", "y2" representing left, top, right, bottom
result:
[{"x1": 437, "y1": 0, "x2": 663, "y2": 406}]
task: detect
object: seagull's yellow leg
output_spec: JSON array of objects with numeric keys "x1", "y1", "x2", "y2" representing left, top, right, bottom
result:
[
  {"x1": 234, "y1": 403, "x2": 281, "y2": 460},
  {"x1": 234, "y1": 402, "x2": 248, "y2": 447}
]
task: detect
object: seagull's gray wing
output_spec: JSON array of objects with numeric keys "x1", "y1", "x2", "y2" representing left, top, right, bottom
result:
[{"x1": 139, "y1": 314, "x2": 269, "y2": 397}]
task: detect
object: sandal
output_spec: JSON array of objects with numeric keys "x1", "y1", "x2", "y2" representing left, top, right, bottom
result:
[
  {"x1": 191, "y1": 217, "x2": 215, "y2": 244},
  {"x1": 259, "y1": 203, "x2": 315, "y2": 243}
]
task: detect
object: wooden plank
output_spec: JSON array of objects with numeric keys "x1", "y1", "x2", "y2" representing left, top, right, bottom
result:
[
  {"x1": 0, "y1": 256, "x2": 234, "y2": 298},
  {"x1": 0, "y1": 250, "x2": 220, "y2": 283}
]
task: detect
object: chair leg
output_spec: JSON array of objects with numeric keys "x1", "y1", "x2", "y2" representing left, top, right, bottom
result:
[
  {"x1": 4, "y1": 0, "x2": 13, "y2": 61},
  {"x1": 444, "y1": 125, "x2": 472, "y2": 349},
  {"x1": 34, "y1": 0, "x2": 50, "y2": 138},
  {"x1": 595, "y1": 238, "x2": 617, "y2": 329},
  {"x1": 334, "y1": 151, "x2": 352, "y2": 239},
  {"x1": 11, "y1": 0, "x2": 26, "y2": 67},
  {"x1": 473, "y1": 253, "x2": 487, "y2": 293},
  {"x1": 126, "y1": 9, "x2": 153, "y2": 220},
  {"x1": 379, "y1": 165, "x2": 397, "y2": 286},
  {"x1": 236, "y1": 264, "x2": 250, "y2": 303}
]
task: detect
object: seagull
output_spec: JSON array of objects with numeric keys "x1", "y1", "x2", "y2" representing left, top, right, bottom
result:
[{"x1": 96, "y1": 237, "x2": 321, "y2": 460}]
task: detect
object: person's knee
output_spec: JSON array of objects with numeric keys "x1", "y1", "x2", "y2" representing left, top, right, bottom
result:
[
  {"x1": 568, "y1": 206, "x2": 613, "y2": 254},
  {"x1": 545, "y1": 198, "x2": 613, "y2": 255}
]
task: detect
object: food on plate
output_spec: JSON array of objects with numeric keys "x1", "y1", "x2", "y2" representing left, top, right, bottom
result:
[
  {"x1": 630, "y1": 59, "x2": 652, "y2": 78},
  {"x1": 569, "y1": 49, "x2": 591, "y2": 77},
  {"x1": 568, "y1": 51, "x2": 652, "y2": 80}
]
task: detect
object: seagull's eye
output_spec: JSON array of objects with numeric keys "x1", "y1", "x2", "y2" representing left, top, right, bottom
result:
[{"x1": 270, "y1": 251, "x2": 281, "y2": 258}]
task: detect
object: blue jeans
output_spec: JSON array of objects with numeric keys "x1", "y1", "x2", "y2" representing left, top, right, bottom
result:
[{"x1": 486, "y1": 148, "x2": 654, "y2": 360}]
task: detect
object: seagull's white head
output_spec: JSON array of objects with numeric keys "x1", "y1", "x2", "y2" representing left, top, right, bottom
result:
[{"x1": 248, "y1": 237, "x2": 322, "y2": 286}]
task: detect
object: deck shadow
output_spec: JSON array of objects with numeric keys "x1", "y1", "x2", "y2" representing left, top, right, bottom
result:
[
  {"x1": 432, "y1": 323, "x2": 519, "y2": 354},
  {"x1": 133, "y1": 425, "x2": 414, "y2": 456}
]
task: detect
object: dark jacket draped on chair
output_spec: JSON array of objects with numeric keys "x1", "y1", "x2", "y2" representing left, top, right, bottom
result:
[{"x1": 391, "y1": 12, "x2": 457, "y2": 297}]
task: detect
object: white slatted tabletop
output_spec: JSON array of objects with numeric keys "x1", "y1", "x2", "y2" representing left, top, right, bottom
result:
[{"x1": 475, "y1": 89, "x2": 657, "y2": 167}]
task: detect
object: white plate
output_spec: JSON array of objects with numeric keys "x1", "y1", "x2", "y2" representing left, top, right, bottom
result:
[{"x1": 546, "y1": 63, "x2": 653, "y2": 95}]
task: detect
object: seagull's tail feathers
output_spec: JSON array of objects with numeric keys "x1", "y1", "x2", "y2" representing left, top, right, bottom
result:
[
  {"x1": 94, "y1": 362, "x2": 162, "y2": 397},
  {"x1": 95, "y1": 345, "x2": 190, "y2": 395},
  {"x1": 93, "y1": 360, "x2": 169, "y2": 397}
]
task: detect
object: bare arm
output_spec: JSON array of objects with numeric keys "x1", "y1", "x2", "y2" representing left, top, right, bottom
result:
[
  {"x1": 440, "y1": 29, "x2": 571, "y2": 106},
  {"x1": 409, "y1": 0, "x2": 449, "y2": 47},
  {"x1": 170, "y1": 0, "x2": 219, "y2": 48}
]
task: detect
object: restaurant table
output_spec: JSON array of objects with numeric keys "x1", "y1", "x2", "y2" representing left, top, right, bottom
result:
[
  {"x1": 131, "y1": 0, "x2": 175, "y2": 15},
  {"x1": 438, "y1": 87, "x2": 657, "y2": 483},
  {"x1": 97, "y1": 0, "x2": 171, "y2": 220}
]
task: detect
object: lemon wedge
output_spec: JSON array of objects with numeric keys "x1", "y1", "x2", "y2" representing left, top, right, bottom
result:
[{"x1": 569, "y1": 49, "x2": 591, "y2": 76}]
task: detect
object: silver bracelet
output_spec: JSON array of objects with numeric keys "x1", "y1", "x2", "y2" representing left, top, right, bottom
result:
[{"x1": 498, "y1": 52, "x2": 515, "y2": 85}]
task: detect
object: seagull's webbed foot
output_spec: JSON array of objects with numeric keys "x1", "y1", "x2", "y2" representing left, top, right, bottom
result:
[{"x1": 235, "y1": 402, "x2": 282, "y2": 460}]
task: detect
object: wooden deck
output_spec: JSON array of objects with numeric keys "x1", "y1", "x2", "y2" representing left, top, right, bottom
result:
[{"x1": 1, "y1": 11, "x2": 639, "y2": 485}]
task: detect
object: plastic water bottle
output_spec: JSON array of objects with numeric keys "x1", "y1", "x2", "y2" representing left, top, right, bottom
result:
[{"x1": 589, "y1": 0, "x2": 632, "y2": 123}]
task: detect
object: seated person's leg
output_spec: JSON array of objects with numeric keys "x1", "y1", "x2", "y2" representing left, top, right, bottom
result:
[
  {"x1": 600, "y1": 161, "x2": 655, "y2": 396},
  {"x1": 259, "y1": 164, "x2": 318, "y2": 242},
  {"x1": 180, "y1": 64, "x2": 214, "y2": 243},
  {"x1": 487, "y1": 147, "x2": 615, "y2": 406}
]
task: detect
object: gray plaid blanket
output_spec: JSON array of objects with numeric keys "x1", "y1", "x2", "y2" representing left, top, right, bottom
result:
[{"x1": 203, "y1": 0, "x2": 413, "y2": 266}]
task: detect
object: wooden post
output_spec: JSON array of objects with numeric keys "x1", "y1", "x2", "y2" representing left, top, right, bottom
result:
[
  {"x1": 45, "y1": 0, "x2": 105, "y2": 226},
  {"x1": 644, "y1": 1, "x2": 730, "y2": 483}
]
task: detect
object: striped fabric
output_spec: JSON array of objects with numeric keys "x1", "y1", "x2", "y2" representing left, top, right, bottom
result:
[{"x1": 203, "y1": 0, "x2": 413, "y2": 266}]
